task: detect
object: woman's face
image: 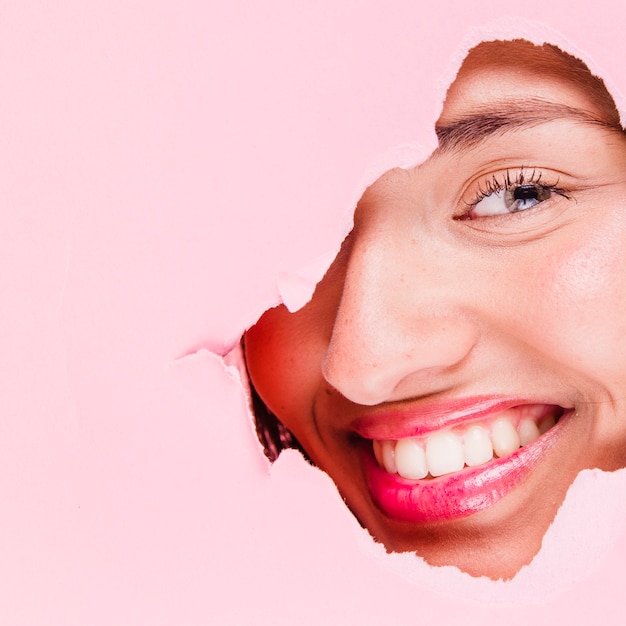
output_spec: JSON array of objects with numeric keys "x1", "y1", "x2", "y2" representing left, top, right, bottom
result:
[{"x1": 244, "y1": 41, "x2": 626, "y2": 579}]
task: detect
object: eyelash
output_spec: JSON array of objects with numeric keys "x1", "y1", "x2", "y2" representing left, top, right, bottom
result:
[{"x1": 459, "y1": 167, "x2": 571, "y2": 219}]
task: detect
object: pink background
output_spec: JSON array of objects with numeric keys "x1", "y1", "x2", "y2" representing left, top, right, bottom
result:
[{"x1": 5, "y1": 1, "x2": 626, "y2": 623}]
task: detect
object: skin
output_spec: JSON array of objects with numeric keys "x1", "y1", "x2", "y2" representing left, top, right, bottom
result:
[{"x1": 244, "y1": 41, "x2": 626, "y2": 579}]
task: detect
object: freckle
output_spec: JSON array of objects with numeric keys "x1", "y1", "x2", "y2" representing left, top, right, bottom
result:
[{"x1": 552, "y1": 238, "x2": 615, "y2": 299}]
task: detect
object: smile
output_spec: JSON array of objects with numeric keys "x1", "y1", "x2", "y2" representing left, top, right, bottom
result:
[
  {"x1": 355, "y1": 400, "x2": 572, "y2": 523},
  {"x1": 372, "y1": 404, "x2": 561, "y2": 480}
]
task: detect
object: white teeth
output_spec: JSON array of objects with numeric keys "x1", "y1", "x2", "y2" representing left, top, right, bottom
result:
[
  {"x1": 395, "y1": 438, "x2": 428, "y2": 479},
  {"x1": 425, "y1": 431, "x2": 465, "y2": 477},
  {"x1": 463, "y1": 425, "x2": 493, "y2": 467},
  {"x1": 518, "y1": 418, "x2": 541, "y2": 446},
  {"x1": 373, "y1": 408, "x2": 560, "y2": 479},
  {"x1": 491, "y1": 417, "x2": 521, "y2": 458},
  {"x1": 381, "y1": 440, "x2": 397, "y2": 474}
]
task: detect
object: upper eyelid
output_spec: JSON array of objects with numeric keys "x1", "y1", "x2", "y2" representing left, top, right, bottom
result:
[
  {"x1": 463, "y1": 166, "x2": 541, "y2": 207},
  {"x1": 455, "y1": 167, "x2": 573, "y2": 223},
  {"x1": 464, "y1": 168, "x2": 548, "y2": 206}
]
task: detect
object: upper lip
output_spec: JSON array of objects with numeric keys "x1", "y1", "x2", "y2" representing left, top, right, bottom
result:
[{"x1": 351, "y1": 395, "x2": 566, "y2": 440}]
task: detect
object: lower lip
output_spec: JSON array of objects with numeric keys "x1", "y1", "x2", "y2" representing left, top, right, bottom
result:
[{"x1": 363, "y1": 412, "x2": 569, "y2": 523}]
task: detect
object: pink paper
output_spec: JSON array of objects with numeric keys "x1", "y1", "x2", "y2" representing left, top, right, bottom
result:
[{"x1": 5, "y1": 0, "x2": 626, "y2": 623}]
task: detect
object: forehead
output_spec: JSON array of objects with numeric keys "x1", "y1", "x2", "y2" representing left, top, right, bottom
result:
[{"x1": 438, "y1": 40, "x2": 620, "y2": 128}]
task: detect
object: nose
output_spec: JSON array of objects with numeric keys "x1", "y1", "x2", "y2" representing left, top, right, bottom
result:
[{"x1": 321, "y1": 228, "x2": 480, "y2": 406}]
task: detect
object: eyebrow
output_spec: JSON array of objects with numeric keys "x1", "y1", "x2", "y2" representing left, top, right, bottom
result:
[{"x1": 435, "y1": 98, "x2": 623, "y2": 152}]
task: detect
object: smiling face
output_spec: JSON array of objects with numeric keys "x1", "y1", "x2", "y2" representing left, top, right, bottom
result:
[{"x1": 244, "y1": 40, "x2": 626, "y2": 579}]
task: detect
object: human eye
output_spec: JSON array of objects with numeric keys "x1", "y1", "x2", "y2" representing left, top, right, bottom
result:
[{"x1": 457, "y1": 168, "x2": 571, "y2": 220}]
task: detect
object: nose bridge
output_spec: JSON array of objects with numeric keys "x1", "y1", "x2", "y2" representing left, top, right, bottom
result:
[{"x1": 321, "y1": 229, "x2": 479, "y2": 406}]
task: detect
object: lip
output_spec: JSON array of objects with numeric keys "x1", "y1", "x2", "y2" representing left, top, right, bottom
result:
[
  {"x1": 352, "y1": 395, "x2": 551, "y2": 439},
  {"x1": 359, "y1": 402, "x2": 572, "y2": 524}
]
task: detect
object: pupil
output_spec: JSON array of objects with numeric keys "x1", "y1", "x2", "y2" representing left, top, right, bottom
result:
[{"x1": 513, "y1": 184, "x2": 539, "y2": 201}]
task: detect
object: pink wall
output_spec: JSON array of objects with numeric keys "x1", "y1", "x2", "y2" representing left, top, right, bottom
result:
[{"x1": 5, "y1": 1, "x2": 626, "y2": 623}]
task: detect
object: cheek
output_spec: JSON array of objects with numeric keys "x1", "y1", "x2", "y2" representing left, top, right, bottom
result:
[
  {"x1": 551, "y1": 228, "x2": 619, "y2": 301},
  {"x1": 244, "y1": 305, "x2": 330, "y2": 437},
  {"x1": 531, "y1": 217, "x2": 626, "y2": 379},
  {"x1": 245, "y1": 309, "x2": 299, "y2": 415}
]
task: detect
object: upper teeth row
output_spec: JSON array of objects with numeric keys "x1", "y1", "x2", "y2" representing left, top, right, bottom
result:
[{"x1": 372, "y1": 411, "x2": 557, "y2": 480}]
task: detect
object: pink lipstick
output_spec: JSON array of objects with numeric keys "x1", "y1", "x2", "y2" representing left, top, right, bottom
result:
[
  {"x1": 353, "y1": 395, "x2": 533, "y2": 439},
  {"x1": 355, "y1": 398, "x2": 571, "y2": 523}
]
